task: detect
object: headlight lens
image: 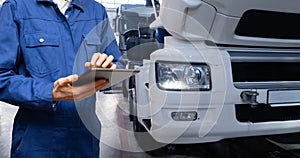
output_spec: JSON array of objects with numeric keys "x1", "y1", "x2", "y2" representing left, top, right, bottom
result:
[{"x1": 156, "y1": 62, "x2": 211, "y2": 91}]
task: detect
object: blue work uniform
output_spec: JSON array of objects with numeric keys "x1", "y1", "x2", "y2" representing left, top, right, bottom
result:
[{"x1": 0, "y1": 0, "x2": 122, "y2": 157}]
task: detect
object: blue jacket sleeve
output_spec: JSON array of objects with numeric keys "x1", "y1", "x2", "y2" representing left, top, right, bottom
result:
[{"x1": 0, "y1": 1, "x2": 55, "y2": 110}]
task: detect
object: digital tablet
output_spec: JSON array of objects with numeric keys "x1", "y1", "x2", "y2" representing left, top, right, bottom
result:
[{"x1": 73, "y1": 68, "x2": 140, "y2": 89}]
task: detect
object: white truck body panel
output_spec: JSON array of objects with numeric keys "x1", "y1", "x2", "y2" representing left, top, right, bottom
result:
[
  {"x1": 204, "y1": 0, "x2": 300, "y2": 17},
  {"x1": 134, "y1": 0, "x2": 300, "y2": 144}
]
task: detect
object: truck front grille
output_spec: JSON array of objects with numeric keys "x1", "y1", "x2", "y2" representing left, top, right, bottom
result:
[
  {"x1": 235, "y1": 10, "x2": 300, "y2": 39},
  {"x1": 229, "y1": 51, "x2": 300, "y2": 89},
  {"x1": 235, "y1": 104, "x2": 300, "y2": 123},
  {"x1": 231, "y1": 62, "x2": 300, "y2": 82}
]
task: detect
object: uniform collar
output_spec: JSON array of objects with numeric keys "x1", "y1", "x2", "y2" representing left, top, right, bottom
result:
[{"x1": 37, "y1": 0, "x2": 85, "y2": 12}]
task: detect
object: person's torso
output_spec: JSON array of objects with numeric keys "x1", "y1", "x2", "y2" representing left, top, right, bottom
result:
[{"x1": 13, "y1": 0, "x2": 109, "y2": 115}]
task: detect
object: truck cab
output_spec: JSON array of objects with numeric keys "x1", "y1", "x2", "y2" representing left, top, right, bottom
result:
[{"x1": 129, "y1": 0, "x2": 300, "y2": 149}]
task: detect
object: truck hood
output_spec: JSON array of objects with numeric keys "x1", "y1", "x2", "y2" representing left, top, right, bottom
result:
[
  {"x1": 203, "y1": 0, "x2": 300, "y2": 17},
  {"x1": 158, "y1": 0, "x2": 300, "y2": 47}
]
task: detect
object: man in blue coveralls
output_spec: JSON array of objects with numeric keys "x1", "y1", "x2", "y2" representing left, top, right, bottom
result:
[{"x1": 0, "y1": 0, "x2": 123, "y2": 157}]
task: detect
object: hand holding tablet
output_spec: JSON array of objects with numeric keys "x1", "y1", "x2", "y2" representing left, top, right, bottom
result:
[
  {"x1": 72, "y1": 68, "x2": 140, "y2": 90},
  {"x1": 52, "y1": 53, "x2": 132, "y2": 101}
]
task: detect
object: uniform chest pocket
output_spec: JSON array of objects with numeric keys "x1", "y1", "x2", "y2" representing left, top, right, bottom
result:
[
  {"x1": 25, "y1": 32, "x2": 59, "y2": 48},
  {"x1": 23, "y1": 33, "x2": 60, "y2": 77},
  {"x1": 81, "y1": 34, "x2": 106, "y2": 60}
]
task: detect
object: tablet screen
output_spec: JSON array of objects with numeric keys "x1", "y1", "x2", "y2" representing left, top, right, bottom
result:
[{"x1": 73, "y1": 68, "x2": 140, "y2": 89}]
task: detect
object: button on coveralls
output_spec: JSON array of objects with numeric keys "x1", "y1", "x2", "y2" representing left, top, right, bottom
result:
[{"x1": 0, "y1": 0, "x2": 122, "y2": 157}]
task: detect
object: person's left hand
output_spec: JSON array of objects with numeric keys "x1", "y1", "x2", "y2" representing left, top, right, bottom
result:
[
  {"x1": 52, "y1": 74, "x2": 109, "y2": 101},
  {"x1": 85, "y1": 53, "x2": 117, "y2": 69}
]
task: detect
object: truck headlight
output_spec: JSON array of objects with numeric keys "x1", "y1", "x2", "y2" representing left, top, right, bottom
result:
[{"x1": 156, "y1": 62, "x2": 211, "y2": 91}]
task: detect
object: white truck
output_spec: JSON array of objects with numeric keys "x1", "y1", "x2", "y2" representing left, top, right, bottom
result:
[{"x1": 129, "y1": 0, "x2": 300, "y2": 150}]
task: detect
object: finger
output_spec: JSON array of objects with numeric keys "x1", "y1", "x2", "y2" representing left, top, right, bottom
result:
[
  {"x1": 110, "y1": 64, "x2": 117, "y2": 69},
  {"x1": 95, "y1": 54, "x2": 108, "y2": 67},
  {"x1": 95, "y1": 79, "x2": 108, "y2": 85},
  {"x1": 70, "y1": 74, "x2": 79, "y2": 82},
  {"x1": 56, "y1": 78, "x2": 68, "y2": 87},
  {"x1": 91, "y1": 53, "x2": 101, "y2": 66},
  {"x1": 73, "y1": 79, "x2": 108, "y2": 101},
  {"x1": 94, "y1": 80, "x2": 109, "y2": 91},
  {"x1": 57, "y1": 75, "x2": 78, "y2": 86},
  {"x1": 104, "y1": 63, "x2": 116, "y2": 69},
  {"x1": 85, "y1": 62, "x2": 92, "y2": 68},
  {"x1": 54, "y1": 80, "x2": 59, "y2": 87},
  {"x1": 76, "y1": 79, "x2": 107, "y2": 93},
  {"x1": 101, "y1": 55, "x2": 114, "y2": 68}
]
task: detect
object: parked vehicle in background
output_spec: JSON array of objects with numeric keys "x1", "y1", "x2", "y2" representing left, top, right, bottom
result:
[{"x1": 113, "y1": 4, "x2": 156, "y2": 35}]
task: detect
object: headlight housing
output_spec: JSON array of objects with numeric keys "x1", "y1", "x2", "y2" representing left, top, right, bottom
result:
[{"x1": 156, "y1": 61, "x2": 211, "y2": 91}]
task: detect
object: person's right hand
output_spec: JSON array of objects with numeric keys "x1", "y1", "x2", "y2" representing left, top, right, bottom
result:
[
  {"x1": 52, "y1": 74, "x2": 109, "y2": 101},
  {"x1": 85, "y1": 53, "x2": 116, "y2": 69}
]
